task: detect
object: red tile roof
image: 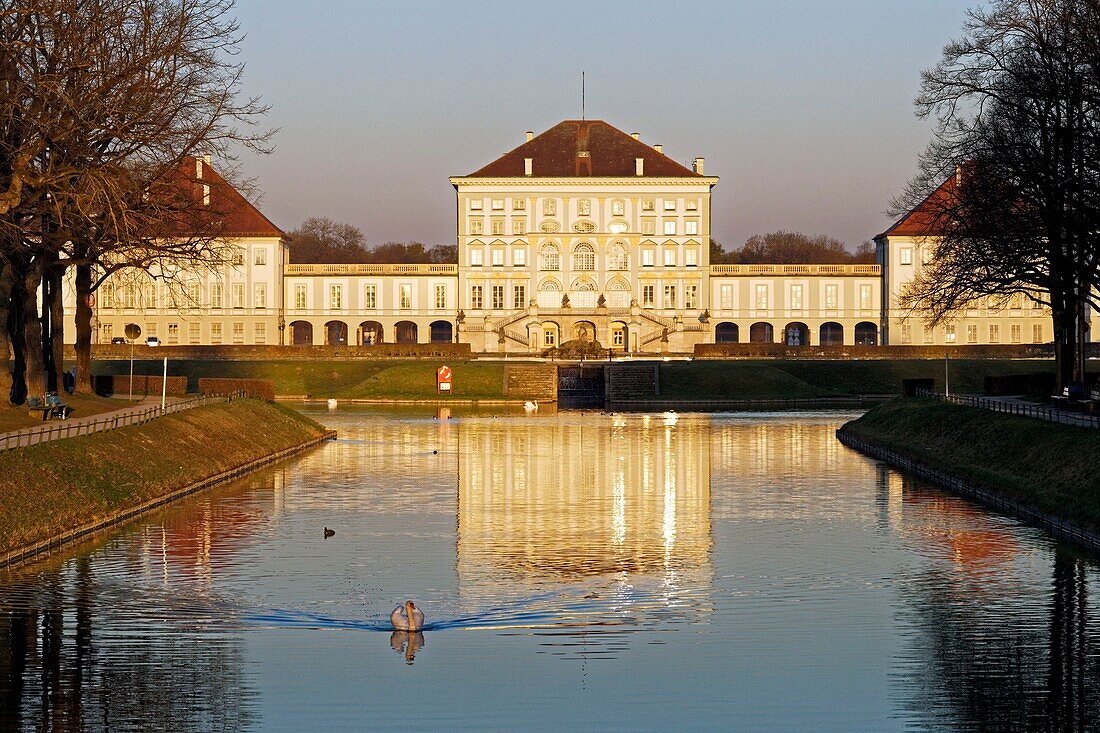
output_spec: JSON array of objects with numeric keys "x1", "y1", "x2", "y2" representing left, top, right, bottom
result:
[
  {"x1": 467, "y1": 120, "x2": 702, "y2": 178},
  {"x1": 877, "y1": 173, "x2": 958, "y2": 239},
  {"x1": 188, "y1": 157, "x2": 284, "y2": 238}
]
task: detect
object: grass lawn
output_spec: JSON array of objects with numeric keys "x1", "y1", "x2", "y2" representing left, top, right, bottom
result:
[
  {"x1": 841, "y1": 398, "x2": 1100, "y2": 533},
  {"x1": 0, "y1": 393, "x2": 127, "y2": 434},
  {"x1": 0, "y1": 399, "x2": 326, "y2": 557}
]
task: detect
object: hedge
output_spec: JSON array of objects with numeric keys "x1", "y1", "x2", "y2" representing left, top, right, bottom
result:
[{"x1": 198, "y1": 377, "x2": 276, "y2": 401}]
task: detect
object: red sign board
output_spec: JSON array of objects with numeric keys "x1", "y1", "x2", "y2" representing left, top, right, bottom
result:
[{"x1": 437, "y1": 365, "x2": 452, "y2": 393}]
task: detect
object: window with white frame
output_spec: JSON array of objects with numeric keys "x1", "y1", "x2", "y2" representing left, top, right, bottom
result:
[
  {"x1": 513, "y1": 198, "x2": 526, "y2": 211},
  {"x1": 144, "y1": 322, "x2": 157, "y2": 337},
  {"x1": 663, "y1": 248, "x2": 677, "y2": 266},
  {"x1": 685, "y1": 220, "x2": 698, "y2": 236},
  {"x1": 720, "y1": 284, "x2": 733, "y2": 310},
  {"x1": 900, "y1": 323, "x2": 912, "y2": 344},
  {"x1": 899, "y1": 248, "x2": 913, "y2": 265},
  {"x1": 513, "y1": 247, "x2": 526, "y2": 266},
  {"x1": 577, "y1": 199, "x2": 591, "y2": 216},
  {"x1": 101, "y1": 323, "x2": 113, "y2": 339},
  {"x1": 294, "y1": 284, "x2": 307, "y2": 309},
  {"x1": 543, "y1": 325, "x2": 556, "y2": 347},
  {"x1": 491, "y1": 248, "x2": 504, "y2": 266},
  {"x1": 1011, "y1": 324, "x2": 1021, "y2": 343},
  {"x1": 790, "y1": 285, "x2": 804, "y2": 310},
  {"x1": 967, "y1": 324, "x2": 978, "y2": 343},
  {"x1": 470, "y1": 248, "x2": 483, "y2": 266},
  {"x1": 471, "y1": 285, "x2": 483, "y2": 309},
  {"x1": 491, "y1": 285, "x2": 504, "y2": 310},
  {"x1": 232, "y1": 322, "x2": 244, "y2": 343},
  {"x1": 642, "y1": 285, "x2": 655, "y2": 307},
  {"x1": 608, "y1": 243, "x2": 627, "y2": 270},
  {"x1": 255, "y1": 322, "x2": 266, "y2": 343},
  {"x1": 663, "y1": 220, "x2": 676, "y2": 236},
  {"x1": 232, "y1": 248, "x2": 244, "y2": 266},
  {"x1": 491, "y1": 219, "x2": 504, "y2": 236},
  {"x1": 663, "y1": 285, "x2": 677, "y2": 309},
  {"x1": 491, "y1": 199, "x2": 504, "y2": 211},
  {"x1": 686, "y1": 199, "x2": 698, "y2": 211},
  {"x1": 145, "y1": 283, "x2": 157, "y2": 309},
  {"x1": 210, "y1": 323, "x2": 222, "y2": 343},
  {"x1": 400, "y1": 284, "x2": 412, "y2": 309},
  {"x1": 685, "y1": 248, "x2": 698, "y2": 267},
  {"x1": 188, "y1": 322, "x2": 200, "y2": 344},
  {"x1": 254, "y1": 283, "x2": 267, "y2": 308},
  {"x1": 989, "y1": 324, "x2": 1000, "y2": 343},
  {"x1": 540, "y1": 244, "x2": 560, "y2": 270},
  {"x1": 123, "y1": 286, "x2": 136, "y2": 309},
  {"x1": 167, "y1": 323, "x2": 179, "y2": 344},
  {"x1": 233, "y1": 283, "x2": 245, "y2": 308},
  {"x1": 470, "y1": 199, "x2": 483, "y2": 211},
  {"x1": 103, "y1": 284, "x2": 114, "y2": 308},
  {"x1": 945, "y1": 324, "x2": 957, "y2": 343},
  {"x1": 255, "y1": 248, "x2": 267, "y2": 265},
  {"x1": 1033, "y1": 323, "x2": 1044, "y2": 342},
  {"x1": 642, "y1": 220, "x2": 655, "y2": 236},
  {"x1": 642, "y1": 199, "x2": 655, "y2": 211},
  {"x1": 187, "y1": 282, "x2": 200, "y2": 306},
  {"x1": 512, "y1": 219, "x2": 526, "y2": 235},
  {"x1": 642, "y1": 248, "x2": 655, "y2": 267},
  {"x1": 663, "y1": 199, "x2": 676, "y2": 211},
  {"x1": 574, "y1": 243, "x2": 595, "y2": 271},
  {"x1": 543, "y1": 199, "x2": 556, "y2": 216},
  {"x1": 513, "y1": 285, "x2": 525, "y2": 309},
  {"x1": 612, "y1": 200, "x2": 624, "y2": 216},
  {"x1": 825, "y1": 284, "x2": 838, "y2": 310},
  {"x1": 755, "y1": 284, "x2": 768, "y2": 309},
  {"x1": 469, "y1": 219, "x2": 483, "y2": 235},
  {"x1": 364, "y1": 284, "x2": 377, "y2": 309},
  {"x1": 435, "y1": 284, "x2": 447, "y2": 310},
  {"x1": 860, "y1": 284, "x2": 873, "y2": 310},
  {"x1": 923, "y1": 326, "x2": 933, "y2": 344},
  {"x1": 210, "y1": 283, "x2": 222, "y2": 309},
  {"x1": 685, "y1": 285, "x2": 697, "y2": 309},
  {"x1": 329, "y1": 284, "x2": 342, "y2": 309}
]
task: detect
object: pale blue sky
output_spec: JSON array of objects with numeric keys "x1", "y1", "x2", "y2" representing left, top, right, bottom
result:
[{"x1": 231, "y1": 0, "x2": 973, "y2": 249}]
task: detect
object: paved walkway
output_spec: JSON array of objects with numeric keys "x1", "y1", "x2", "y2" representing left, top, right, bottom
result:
[
  {"x1": 937, "y1": 392, "x2": 1100, "y2": 428},
  {"x1": 0, "y1": 394, "x2": 215, "y2": 451}
]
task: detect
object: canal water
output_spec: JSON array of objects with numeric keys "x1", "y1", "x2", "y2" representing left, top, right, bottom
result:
[{"x1": 2, "y1": 405, "x2": 1099, "y2": 731}]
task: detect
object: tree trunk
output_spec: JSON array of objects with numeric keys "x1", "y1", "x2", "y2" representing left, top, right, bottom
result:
[
  {"x1": 74, "y1": 264, "x2": 94, "y2": 393},
  {"x1": 8, "y1": 260, "x2": 26, "y2": 405},
  {"x1": 22, "y1": 265, "x2": 45, "y2": 398},
  {"x1": 0, "y1": 262, "x2": 13, "y2": 406},
  {"x1": 45, "y1": 263, "x2": 64, "y2": 392},
  {"x1": 1051, "y1": 304, "x2": 1078, "y2": 392}
]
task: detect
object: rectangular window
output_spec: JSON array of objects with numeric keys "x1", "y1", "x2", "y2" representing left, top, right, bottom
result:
[
  {"x1": 663, "y1": 199, "x2": 676, "y2": 211},
  {"x1": 577, "y1": 199, "x2": 591, "y2": 216},
  {"x1": 967, "y1": 324, "x2": 978, "y2": 343},
  {"x1": 685, "y1": 285, "x2": 697, "y2": 309},
  {"x1": 187, "y1": 282, "x2": 200, "y2": 307},
  {"x1": 512, "y1": 219, "x2": 526, "y2": 235},
  {"x1": 663, "y1": 220, "x2": 677, "y2": 236},
  {"x1": 1033, "y1": 324, "x2": 1044, "y2": 343},
  {"x1": 255, "y1": 323, "x2": 267, "y2": 343},
  {"x1": 544, "y1": 199, "x2": 556, "y2": 216},
  {"x1": 491, "y1": 285, "x2": 504, "y2": 310},
  {"x1": 642, "y1": 285, "x2": 655, "y2": 307},
  {"x1": 989, "y1": 324, "x2": 1000, "y2": 343},
  {"x1": 491, "y1": 219, "x2": 504, "y2": 236},
  {"x1": 825, "y1": 284, "x2": 838, "y2": 310},
  {"x1": 790, "y1": 285, "x2": 804, "y2": 311},
  {"x1": 101, "y1": 323, "x2": 113, "y2": 339},
  {"x1": 103, "y1": 285, "x2": 114, "y2": 309},
  {"x1": 685, "y1": 248, "x2": 698, "y2": 267},
  {"x1": 663, "y1": 285, "x2": 677, "y2": 309},
  {"x1": 233, "y1": 283, "x2": 245, "y2": 309},
  {"x1": 513, "y1": 285, "x2": 526, "y2": 310},
  {"x1": 254, "y1": 283, "x2": 267, "y2": 308},
  {"x1": 491, "y1": 199, "x2": 504, "y2": 211},
  {"x1": 470, "y1": 248, "x2": 483, "y2": 267},
  {"x1": 1011, "y1": 324, "x2": 1021, "y2": 343},
  {"x1": 642, "y1": 249, "x2": 655, "y2": 267},
  {"x1": 513, "y1": 198, "x2": 526, "y2": 211},
  {"x1": 859, "y1": 284, "x2": 873, "y2": 310},
  {"x1": 685, "y1": 220, "x2": 699, "y2": 236},
  {"x1": 491, "y1": 248, "x2": 504, "y2": 267},
  {"x1": 210, "y1": 323, "x2": 222, "y2": 343},
  {"x1": 921, "y1": 247, "x2": 933, "y2": 265},
  {"x1": 188, "y1": 322, "x2": 200, "y2": 344},
  {"x1": 642, "y1": 199, "x2": 655, "y2": 211},
  {"x1": 210, "y1": 283, "x2": 223, "y2": 309},
  {"x1": 232, "y1": 322, "x2": 244, "y2": 344},
  {"x1": 295, "y1": 284, "x2": 307, "y2": 309},
  {"x1": 755, "y1": 284, "x2": 768, "y2": 309},
  {"x1": 923, "y1": 326, "x2": 934, "y2": 344},
  {"x1": 232, "y1": 248, "x2": 245, "y2": 266},
  {"x1": 471, "y1": 285, "x2": 483, "y2": 309},
  {"x1": 543, "y1": 328, "x2": 556, "y2": 347},
  {"x1": 143, "y1": 323, "x2": 157, "y2": 338},
  {"x1": 686, "y1": 199, "x2": 698, "y2": 211},
  {"x1": 329, "y1": 284, "x2": 342, "y2": 309},
  {"x1": 254, "y1": 248, "x2": 267, "y2": 265},
  {"x1": 612, "y1": 200, "x2": 625, "y2": 216},
  {"x1": 720, "y1": 284, "x2": 733, "y2": 310},
  {"x1": 470, "y1": 199, "x2": 483, "y2": 211},
  {"x1": 364, "y1": 285, "x2": 377, "y2": 309},
  {"x1": 435, "y1": 284, "x2": 447, "y2": 310},
  {"x1": 899, "y1": 247, "x2": 913, "y2": 265},
  {"x1": 513, "y1": 248, "x2": 526, "y2": 266},
  {"x1": 642, "y1": 220, "x2": 655, "y2": 236},
  {"x1": 400, "y1": 284, "x2": 412, "y2": 309},
  {"x1": 945, "y1": 325, "x2": 957, "y2": 343},
  {"x1": 166, "y1": 323, "x2": 179, "y2": 344},
  {"x1": 664, "y1": 248, "x2": 677, "y2": 266},
  {"x1": 900, "y1": 323, "x2": 912, "y2": 344},
  {"x1": 469, "y1": 219, "x2": 483, "y2": 235},
  {"x1": 123, "y1": 286, "x2": 136, "y2": 309}
]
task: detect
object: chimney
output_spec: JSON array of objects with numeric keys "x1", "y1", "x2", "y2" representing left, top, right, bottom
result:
[
  {"x1": 195, "y1": 157, "x2": 203, "y2": 179},
  {"x1": 654, "y1": 144, "x2": 663, "y2": 154},
  {"x1": 203, "y1": 154, "x2": 211, "y2": 164},
  {"x1": 635, "y1": 158, "x2": 644, "y2": 176},
  {"x1": 692, "y1": 157, "x2": 705, "y2": 175},
  {"x1": 525, "y1": 130, "x2": 534, "y2": 142},
  {"x1": 524, "y1": 157, "x2": 533, "y2": 176},
  {"x1": 631, "y1": 132, "x2": 640, "y2": 140}
]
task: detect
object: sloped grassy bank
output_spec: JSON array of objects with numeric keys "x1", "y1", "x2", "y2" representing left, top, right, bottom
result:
[
  {"x1": 839, "y1": 398, "x2": 1100, "y2": 539},
  {"x1": 0, "y1": 399, "x2": 331, "y2": 563}
]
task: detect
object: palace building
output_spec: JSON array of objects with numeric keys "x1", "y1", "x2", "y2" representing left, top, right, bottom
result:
[{"x1": 66, "y1": 120, "x2": 1056, "y2": 351}]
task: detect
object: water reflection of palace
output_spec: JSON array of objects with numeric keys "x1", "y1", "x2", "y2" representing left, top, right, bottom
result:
[{"x1": 457, "y1": 414, "x2": 712, "y2": 584}]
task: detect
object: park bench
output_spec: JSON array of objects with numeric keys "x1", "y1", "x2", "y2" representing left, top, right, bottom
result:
[{"x1": 27, "y1": 394, "x2": 73, "y2": 421}]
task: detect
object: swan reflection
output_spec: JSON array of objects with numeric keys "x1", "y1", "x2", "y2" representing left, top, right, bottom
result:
[{"x1": 389, "y1": 631, "x2": 425, "y2": 664}]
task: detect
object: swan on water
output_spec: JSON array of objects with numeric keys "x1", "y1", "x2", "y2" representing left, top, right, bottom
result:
[
  {"x1": 523, "y1": 400, "x2": 538, "y2": 412},
  {"x1": 327, "y1": 398, "x2": 338, "y2": 410},
  {"x1": 390, "y1": 600, "x2": 425, "y2": 631}
]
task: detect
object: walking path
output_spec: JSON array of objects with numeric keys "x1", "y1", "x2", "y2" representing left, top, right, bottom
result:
[
  {"x1": 926, "y1": 390, "x2": 1100, "y2": 428},
  {"x1": 0, "y1": 394, "x2": 228, "y2": 451}
]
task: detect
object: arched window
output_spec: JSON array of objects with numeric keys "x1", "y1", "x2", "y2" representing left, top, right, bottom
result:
[
  {"x1": 570, "y1": 278, "x2": 597, "y2": 291},
  {"x1": 573, "y1": 243, "x2": 595, "y2": 271},
  {"x1": 607, "y1": 242, "x2": 628, "y2": 270},
  {"x1": 540, "y1": 243, "x2": 560, "y2": 271},
  {"x1": 538, "y1": 278, "x2": 562, "y2": 291}
]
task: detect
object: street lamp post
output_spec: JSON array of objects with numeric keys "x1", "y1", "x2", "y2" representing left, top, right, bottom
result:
[
  {"x1": 146, "y1": 338, "x2": 166, "y2": 412},
  {"x1": 124, "y1": 323, "x2": 141, "y2": 402}
]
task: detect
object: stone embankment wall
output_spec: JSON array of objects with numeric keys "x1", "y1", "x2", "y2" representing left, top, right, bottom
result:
[
  {"x1": 694, "y1": 343, "x2": 1064, "y2": 359},
  {"x1": 607, "y1": 364, "x2": 660, "y2": 402},
  {"x1": 71, "y1": 343, "x2": 473, "y2": 361},
  {"x1": 503, "y1": 365, "x2": 558, "y2": 401}
]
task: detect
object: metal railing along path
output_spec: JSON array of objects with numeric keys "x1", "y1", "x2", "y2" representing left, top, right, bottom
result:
[
  {"x1": 917, "y1": 389, "x2": 1100, "y2": 429},
  {"x1": 0, "y1": 391, "x2": 245, "y2": 452}
]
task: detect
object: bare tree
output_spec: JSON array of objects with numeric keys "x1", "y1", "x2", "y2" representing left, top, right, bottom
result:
[{"x1": 894, "y1": 0, "x2": 1100, "y2": 390}]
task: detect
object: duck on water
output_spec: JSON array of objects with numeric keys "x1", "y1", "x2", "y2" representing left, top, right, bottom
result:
[{"x1": 391, "y1": 600, "x2": 425, "y2": 631}]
